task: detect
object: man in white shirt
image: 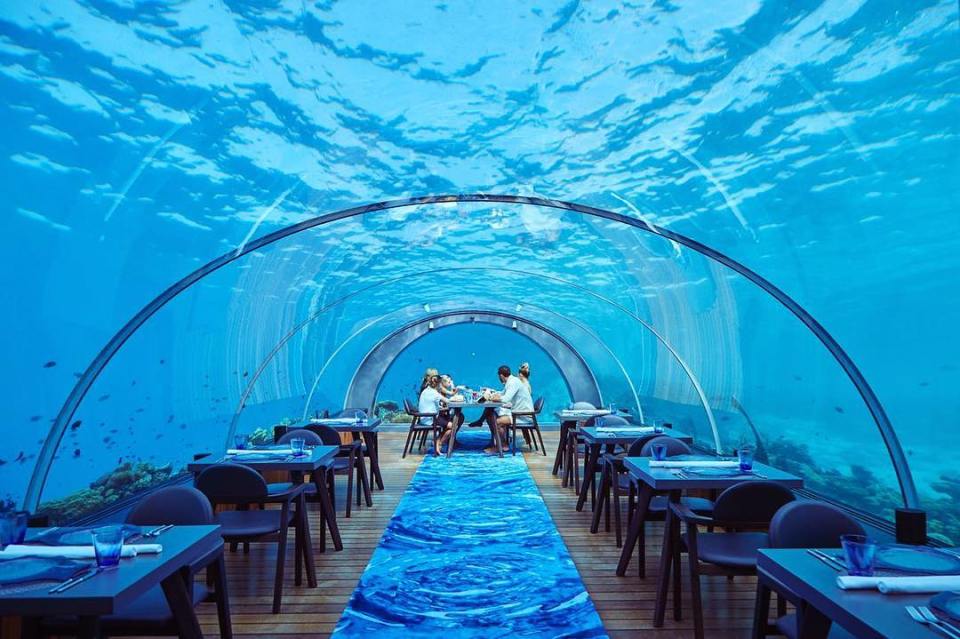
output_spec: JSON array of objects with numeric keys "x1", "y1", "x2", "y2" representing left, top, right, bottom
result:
[
  {"x1": 481, "y1": 365, "x2": 533, "y2": 454},
  {"x1": 418, "y1": 375, "x2": 452, "y2": 456}
]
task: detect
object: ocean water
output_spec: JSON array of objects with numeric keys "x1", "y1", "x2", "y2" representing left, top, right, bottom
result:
[{"x1": 0, "y1": 1, "x2": 957, "y2": 540}]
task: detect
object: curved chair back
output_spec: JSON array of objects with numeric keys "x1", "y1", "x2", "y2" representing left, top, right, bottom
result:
[
  {"x1": 640, "y1": 435, "x2": 691, "y2": 457},
  {"x1": 572, "y1": 401, "x2": 596, "y2": 410},
  {"x1": 307, "y1": 424, "x2": 343, "y2": 447},
  {"x1": 769, "y1": 500, "x2": 865, "y2": 548},
  {"x1": 127, "y1": 485, "x2": 214, "y2": 526},
  {"x1": 403, "y1": 398, "x2": 415, "y2": 414},
  {"x1": 584, "y1": 414, "x2": 629, "y2": 428},
  {"x1": 713, "y1": 481, "x2": 795, "y2": 525},
  {"x1": 277, "y1": 428, "x2": 323, "y2": 446},
  {"x1": 195, "y1": 463, "x2": 268, "y2": 503},
  {"x1": 627, "y1": 434, "x2": 663, "y2": 456},
  {"x1": 533, "y1": 397, "x2": 544, "y2": 413}
]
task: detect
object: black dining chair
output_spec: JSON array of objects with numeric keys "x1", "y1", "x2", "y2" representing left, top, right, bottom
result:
[
  {"x1": 754, "y1": 500, "x2": 864, "y2": 639},
  {"x1": 661, "y1": 481, "x2": 796, "y2": 639},
  {"x1": 594, "y1": 433, "x2": 661, "y2": 545},
  {"x1": 38, "y1": 486, "x2": 233, "y2": 639},
  {"x1": 270, "y1": 429, "x2": 342, "y2": 551},
  {"x1": 510, "y1": 397, "x2": 546, "y2": 455},
  {"x1": 195, "y1": 463, "x2": 315, "y2": 614},
  {"x1": 402, "y1": 397, "x2": 438, "y2": 458},
  {"x1": 616, "y1": 436, "x2": 715, "y2": 575},
  {"x1": 308, "y1": 424, "x2": 371, "y2": 515},
  {"x1": 563, "y1": 409, "x2": 613, "y2": 492},
  {"x1": 554, "y1": 401, "x2": 595, "y2": 479}
]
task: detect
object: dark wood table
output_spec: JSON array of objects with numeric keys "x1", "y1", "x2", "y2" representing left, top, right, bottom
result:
[
  {"x1": 445, "y1": 400, "x2": 504, "y2": 457},
  {"x1": 551, "y1": 410, "x2": 612, "y2": 479},
  {"x1": 305, "y1": 418, "x2": 385, "y2": 490},
  {"x1": 616, "y1": 456, "x2": 804, "y2": 576},
  {"x1": 188, "y1": 445, "x2": 342, "y2": 551},
  {"x1": 757, "y1": 548, "x2": 950, "y2": 638},
  {"x1": 575, "y1": 426, "x2": 694, "y2": 512},
  {"x1": 2, "y1": 525, "x2": 223, "y2": 639}
]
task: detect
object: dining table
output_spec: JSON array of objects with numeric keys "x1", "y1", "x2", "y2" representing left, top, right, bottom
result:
[
  {"x1": 551, "y1": 408, "x2": 612, "y2": 478},
  {"x1": 757, "y1": 547, "x2": 960, "y2": 638},
  {"x1": 188, "y1": 445, "x2": 342, "y2": 551},
  {"x1": 576, "y1": 425, "x2": 695, "y2": 513},
  {"x1": 0, "y1": 524, "x2": 223, "y2": 639},
  {"x1": 445, "y1": 399, "x2": 504, "y2": 457},
  {"x1": 304, "y1": 417, "x2": 386, "y2": 490}
]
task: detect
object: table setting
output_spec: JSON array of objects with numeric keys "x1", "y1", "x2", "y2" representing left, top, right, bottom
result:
[{"x1": 0, "y1": 523, "x2": 170, "y2": 596}]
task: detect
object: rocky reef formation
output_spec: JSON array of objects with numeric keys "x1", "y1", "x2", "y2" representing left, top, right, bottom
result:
[{"x1": 374, "y1": 399, "x2": 412, "y2": 424}]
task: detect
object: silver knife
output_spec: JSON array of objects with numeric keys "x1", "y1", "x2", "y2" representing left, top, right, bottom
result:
[{"x1": 50, "y1": 567, "x2": 102, "y2": 594}]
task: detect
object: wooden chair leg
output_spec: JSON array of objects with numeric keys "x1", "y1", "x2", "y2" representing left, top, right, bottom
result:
[
  {"x1": 402, "y1": 427, "x2": 416, "y2": 458},
  {"x1": 612, "y1": 473, "x2": 623, "y2": 547},
  {"x1": 357, "y1": 455, "x2": 373, "y2": 507},
  {"x1": 686, "y1": 530, "x2": 705, "y2": 639},
  {"x1": 536, "y1": 427, "x2": 547, "y2": 456},
  {"x1": 345, "y1": 465, "x2": 354, "y2": 518}
]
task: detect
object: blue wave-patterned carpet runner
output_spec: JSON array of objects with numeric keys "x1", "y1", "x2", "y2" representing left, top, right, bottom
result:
[{"x1": 332, "y1": 430, "x2": 606, "y2": 638}]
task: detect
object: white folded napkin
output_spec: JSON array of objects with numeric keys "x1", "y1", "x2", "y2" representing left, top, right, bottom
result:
[
  {"x1": 310, "y1": 418, "x2": 354, "y2": 425},
  {"x1": 559, "y1": 409, "x2": 609, "y2": 417},
  {"x1": 0, "y1": 544, "x2": 162, "y2": 559},
  {"x1": 597, "y1": 427, "x2": 653, "y2": 433},
  {"x1": 836, "y1": 576, "x2": 881, "y2": 590},
  {"x1": 648, "y1": 460, "x2": 740, "y2": 468},
  {"x1": 227, "y1": 448, "x2": 294, "y2": 455},
  {"x1": 836, "y1": 575, "x2": 960, "y2": 593},
  {"x1": 878, "y1": 576, "x2": 960, "y2": 594}
]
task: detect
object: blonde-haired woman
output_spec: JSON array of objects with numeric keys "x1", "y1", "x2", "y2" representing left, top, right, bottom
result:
[
  {"x1": 518, "y1": 362, "x2": 532, "y2": 391},
  {"x1": 420, "y1": 367, "x2": 439, "y2": 393}
]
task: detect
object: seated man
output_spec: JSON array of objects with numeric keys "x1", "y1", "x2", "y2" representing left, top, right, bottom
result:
[
  {"x1": 419, "y1": 374, "x2": 453, "y2": 456},
  {"x1": 481, "y1": 364, "x2": 533, "y2": 454}
]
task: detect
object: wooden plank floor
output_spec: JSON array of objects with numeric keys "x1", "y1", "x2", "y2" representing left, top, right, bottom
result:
[{"x1": 191, "y1": 429, "x2": 758, "y2": 638}]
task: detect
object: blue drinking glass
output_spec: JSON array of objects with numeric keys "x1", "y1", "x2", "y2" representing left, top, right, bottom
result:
[
  {"x1": 738, "y1": 446, "x2": 755, "y2": 472},
  {"x1": 652, "y1": 420, "x2": 664, "y2": 434},
  {"x1": 841, "y1": 534, "x2": 877, "y2": 576},
  {"x1": 13, "y1": 511, "x2": 27, "y2": 544},
  {"x1": 290, "y1": 437, "x2": 306, "y2": 457},
  {"x1": 234, "y1": 434, "x2": 249, "y2": 450},
  {"x1": 609, "y1": 402, "x2": 617, "y2": 414},
  {"x1": 0, "y1": 512, "x2": 16, "y2": 549},
  {"x1": 651, "y1": 443, "x2": 668, "y2": 461},
  {"x1": 92, "y1": 525, "x2": 124, "y2": 569}
]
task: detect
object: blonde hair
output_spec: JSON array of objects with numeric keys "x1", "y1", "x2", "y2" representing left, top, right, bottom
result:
[{"x1": 518, "y1": 362, "x2": 531, "y2": 388}]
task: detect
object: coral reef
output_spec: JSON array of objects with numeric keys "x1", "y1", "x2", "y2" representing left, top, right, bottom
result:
[
  {"x1": 38, "y1": 461, "x2": 174, "y2": 525},
  {"x1": 375, "y1": 399, "x2": 412, "y2": 423}
]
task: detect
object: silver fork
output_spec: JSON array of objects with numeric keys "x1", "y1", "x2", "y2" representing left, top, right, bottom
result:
[
  {"x1": 921, "y1": 607, "x2": 960, "y2": 639},
  {"x1": 907, "y1": 606, "x2": 960, "y2": 639},
  {"x1": 806, "y1": 548, "x2": 844, "y2": 571}
]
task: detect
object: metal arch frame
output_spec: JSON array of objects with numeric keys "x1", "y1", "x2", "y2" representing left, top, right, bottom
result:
[
  {"x1": 295, "y1": 298, "x2": 647, "y2": 424},
  {"x1": 342, "y1": 310, "x2": 602, "y2": 414},
  {"x1": 25, "y1": 194, "x2": 918, "y2": 511}
]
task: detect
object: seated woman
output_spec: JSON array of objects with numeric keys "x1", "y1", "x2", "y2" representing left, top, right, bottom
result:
[
  {"x1": 419, "y1": 374, "x2": 454, "y2": 456},
  {"x1": 419, "y1": 367, "x2": 439, "y2": 393}
]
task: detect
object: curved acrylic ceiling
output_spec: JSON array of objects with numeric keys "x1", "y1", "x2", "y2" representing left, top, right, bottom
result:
[
  {"x1": 1, "y1": 2, "x2": 957, "y2": 536},
  {"x1": 21, "y1": 198, "x2": 918, "y2": 535}
]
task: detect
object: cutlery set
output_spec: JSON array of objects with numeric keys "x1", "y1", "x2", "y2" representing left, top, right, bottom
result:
[
  {"x1": 806, "y1": 548, "x2": 846, "y2": 571},
  {"x1": 47, "y1": 524, "x2": 173, "y2": 593},
  {"x1": 906, "y1": 605, "x2": 960, "y2": 639}
]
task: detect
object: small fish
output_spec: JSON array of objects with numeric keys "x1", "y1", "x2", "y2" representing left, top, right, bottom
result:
[
  {"x1": 70, "y1": 420, "x2": 82, "y2": 431},
  {"x1": 73, "y1": 372, "x2": 82, "y2": 378},
  {"x1": 0, "y1": 459, "x2": 6, "y2": 466},
  {"x1": 29, "y1": 415, "x2": 41, "y2": 422},
  {"x1": 242, "y1": 371, "x2": 248, "y2": 377},
  {"x1": 43, "y1": 360, "x2": 57, "y2": 368},
  {"x1": 919, "y1": 381, "x2": 929, "y2": 387},
  {"x1": 793, "y1": 375, "x2": 802, "y2": 381},
  {"x1": 98, "y1": 394, "x2": 110, "y2": 401},
  {"x1": 834, "y1": 406, "x2": 845, "y2": 414},
  {"x1": 159, "y1": 359, "x2": 165, "y2": 364},
  {"x1": 155, "y1": 433, "x2": 163, "y2": 439},
  {"x1": 131, "y1": 380, "x2": 137, "y2": 386},
  {"x1": 179, "y1": 423, "x2": 187, "y2": 429},
  {"x1": 73, "y1": 449, "x2": 81, "y2": 457},
  {"x1": 135, "y1": 408, "x2": 144, "y2": 413},
  {"x1": 102, "y1": 437, "x2": 111, "y2": 443},
  {"x1": 167, "y1": 415, "x2": 174, "y2": 423}
]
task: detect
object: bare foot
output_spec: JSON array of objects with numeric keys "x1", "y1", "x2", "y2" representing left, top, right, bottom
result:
[{"x1": 483, "y1": 446, "x2": 499, "y2": 455}]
